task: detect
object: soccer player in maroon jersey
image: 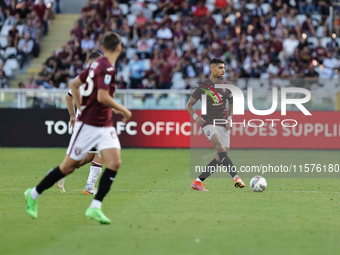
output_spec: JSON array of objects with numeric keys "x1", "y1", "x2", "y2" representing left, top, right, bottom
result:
[
  {"x1": 187, "y1": 58, "x2": 245, "y2": 191},
  {"x1": 24, "y1": 32, "x2": 131, "y2": 224},
  {"x1": 57, "y1": 51, "x2": 105, "y2": 195}
]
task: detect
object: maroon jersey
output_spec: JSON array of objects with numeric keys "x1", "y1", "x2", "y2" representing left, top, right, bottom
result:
[
  {"x1": 78, "y1": 56, "x2": 116, "y2": 127},
  {"x1": 191, "y1": 79, "x2": 233, "y2": 127}
]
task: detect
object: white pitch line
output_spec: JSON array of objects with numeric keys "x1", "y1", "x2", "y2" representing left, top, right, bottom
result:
[
  {"x1": 201, "y1": 152, "x2": 216, "y2": 159},
  {"x1": 2, "y1": 189, "x2": 340, "y2": 194}
]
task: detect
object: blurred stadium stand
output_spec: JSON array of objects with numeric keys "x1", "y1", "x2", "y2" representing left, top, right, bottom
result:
[{"x1": 1, "y1": 0, "x2": 340, "y2": 110}]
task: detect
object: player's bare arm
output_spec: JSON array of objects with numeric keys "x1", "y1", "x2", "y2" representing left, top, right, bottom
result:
[
  {"x1": 69, "y1": 76, "x2": 83, "y2": 111},
  {"x1": 97, "y1": 89, "x2": 132, "y2": 122},
  {"x1": 186, "y1": 96, "x2": 206, "y2": 126},
  {"x1": 66, "y1": 94, "x2": 76, "y2": 129},
  {"x1": 112, "y1": 108, "x2": 124, "y2": 115}
]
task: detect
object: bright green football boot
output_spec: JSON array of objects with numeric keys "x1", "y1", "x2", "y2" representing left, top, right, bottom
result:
[
  {"x1": 85, "y1": 207, "x2": 111, "y2": 224},
  {"x1": 24, "y1": 188, "x2": 38, "y2": 219}
]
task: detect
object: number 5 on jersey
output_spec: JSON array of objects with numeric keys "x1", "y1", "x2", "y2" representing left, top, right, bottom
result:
[{"x1": 83, "y1": 70, "x2": 95, "y2": 97}]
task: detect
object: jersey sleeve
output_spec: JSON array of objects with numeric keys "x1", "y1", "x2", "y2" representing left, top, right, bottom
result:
[
  {"x1": 96, "y1": 69, "x2": 113, "y2": 91},
  {"x1": 191, "y1": 86, "x2": 203, "y2": 100},
  {"x1": 78, "y1": 69, "x2": 89, "y2": 84}
]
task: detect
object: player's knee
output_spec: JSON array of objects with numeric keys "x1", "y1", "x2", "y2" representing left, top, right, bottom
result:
[
  {"x1": 107, "y1": 159, "x2": 121, "y2": 171},
  {"x1": 215, "y1": 144, "x2": 225, "y2": 153},
  {"x1": 60, "y1": 165, "x2": 76, "y2": 175}
]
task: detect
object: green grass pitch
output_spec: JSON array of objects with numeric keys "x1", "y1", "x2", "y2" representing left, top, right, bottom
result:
[{"x1": 1, "y1": 148, "x2": 340, "y2": 255}]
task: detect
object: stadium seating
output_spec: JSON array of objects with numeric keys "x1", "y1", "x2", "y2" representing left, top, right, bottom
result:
[
  {"x1": 227, "y1": 14, "x2": 236, "y2": 25},
  {"x1": 3, "y1": 47, "x2": 17, "y2": 59},
  {"x1": 212, "y1": 14, "x2": 223, "y2": 25},
  {"x1": 321, "y1": 37, "x2": 332, "y2": 48},
  {"x1": 316, "y1": 26, "x2": 325, "y2": 37},
  {"x1": 205, "y1": 4, "x2": 215, "y2": 13},
  {"x1": 118, "y1": 4, "x2": 129, "y2": 16},
  {"x1": 0, "y1": 35, "x2": 7, "y2": 48},
  {"x1": 2, "y1": 0, "x2": 336, "y2": 93},
  {"x1": 296, "y1": 14, "x2": 307, "y2": 26},
  {"x1": 307, "y1": 37, "x2": 318, "y2": 49},
  {"x1": 261, "y1": 3, "x2": 270, "y2": 15},
  {"x1": 0, "y1": 25, "x2": 12, "y2": 36}
]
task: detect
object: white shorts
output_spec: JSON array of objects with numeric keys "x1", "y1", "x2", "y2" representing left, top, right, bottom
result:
[
  {"x1": 67, "y1": 122, "x2": 121, "y2": 161},
  {"x1": 202, "y1": 125, "x2": 230, "y2": 148}
]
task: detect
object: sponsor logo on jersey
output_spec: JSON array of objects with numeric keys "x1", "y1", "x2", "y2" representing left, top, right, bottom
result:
[
  {"x1": 104, "y1": 74, "x2": 112, "y2": 85},
  {"x1": 107, "y1": 67, "x2": 114, "y2": 72},
  {"x1": 197, "y1": 82, "x2": 223, "y2": 106}
]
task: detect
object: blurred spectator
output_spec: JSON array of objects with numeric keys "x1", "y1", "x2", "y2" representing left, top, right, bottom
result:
[
  {"x1": 181, "y1": 58, "x2": 197, "y2": 79},
  {"x1": 298, "y1": 0, "x2": 314, "y2": 14},
  {"x1": 17, "y1": 33, "x2": 34, "y2": 69},
  {"x1": 201, "y1": 57, "x2": 211, "y2": 78},
  {"x1": 301, "y1": 15, "x2": 315, "y2": 37},
  {"x1": 36, "y1": 63, "x2": 54, "y2": 88},
  {"x1": 136, "y1": 11, "x2": 147, "y2": 29},
  {"x1": 129, "y1": 54, "x2": 145, "y2": 89},
  {"x1": 31, "y1": 10, "x2": 42, "y2": 29},
  {"x1": 251, "y1": 1, "x2": 263, "y2": 17},
  {"x1": 305, "y1": 63, "x2": 319, "y2": 81},
  {"x1": 322, "y1": 52, "x2": 340, "y2": 78},
  {"x1": 137, "y1": 37, "x2": 152, "y2": 58},
  {"x1": 279, "y1": 34, "x2": 299, "y2": 63},
  {"x1": 18, "y1": 82, "x2": 26, "y2": 89},
  {"x1": 143, "y1": 61, "x2": 160, "y2": 87},
  {"x1": 215, "y1": 0, "x2": 228, "y2": 11},
  {"x1": 70, "y1": 21, "x2": 83, "y2": 40},
  {"x1": 167, "y1": 49, "x2": 179, "y2": 67},
  {"x1": 0, "y1": 62, "x2": 8, "y2": 88},
  {"x1": 193, "y1": 1, "x2": 208, "y2": 18},
  {"x1": 286, "y1": 8, "x2": 299, "y2": 29},
  {"x1": 159, "y1": 58, "x2": 173, "y2": 89},
  {"x1": 26, "y1": 75, "x2": 39, "y2": 88},
  {"x1": 108, "y1": 1, "x2": 122, "y2": 18},
  {"x1": 179, "y1": 1, "x2": 191, "y2": 16},
  {"x1": 116, "y1": 76, "x2": 127, "y2": 89},
  {"x1": 81, "y1": 33, "x2": 95, "y2": 51},
  {"x1": 300, "y1": 46, "x2": 312, "y2": 64},
  {"x1": 34, "y1": 0, "x2": 48, "y2": 35},
  {"x1": 16, "y1": 1, "x2": 31, "y2": 23},
  {"x1": 96, "y1": 0, "x2": 107, "y2": 19},
  {"x1": 156, "y1": 23, "x2": 173, "y2": 39},
  {"x1": 143, "y1": 78, "x2": 157, "y2": 89},
  {"x1": 8, "y1": 23, "x2": 19, "y2": 48},
  {"x1": 23, "y1": 18, "x2": 40, "y2": 40}
]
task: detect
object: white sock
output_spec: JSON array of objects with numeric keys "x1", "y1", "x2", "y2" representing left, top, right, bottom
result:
[
  {"x1": 233, "y1": 175, "x2": 239, "y2": 180},
  {"x1": 196, "y1": 178, "x2": 202, "y2": 182},
  {"x1": 90, "y1": 199, "x2": 102, "y2": 209},
  {"x1": 86, "y1": 162, "x2": 102, "y2": 189},
  {"x1": 30, "y1": 187, "x2": 40, "y2": 200}
]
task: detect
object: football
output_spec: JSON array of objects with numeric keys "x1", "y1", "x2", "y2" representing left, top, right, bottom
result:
[{"x1": 250, "y1": 176, "x2": 267, "y2": 192}]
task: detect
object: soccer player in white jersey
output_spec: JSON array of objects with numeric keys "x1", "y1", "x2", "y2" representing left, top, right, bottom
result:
[
  {"x1": 24, "y1": 32, "x2": 131, "y2": 224},
  {"x1": 56, "y1": 51, "x2": 104, "y2": 195}
]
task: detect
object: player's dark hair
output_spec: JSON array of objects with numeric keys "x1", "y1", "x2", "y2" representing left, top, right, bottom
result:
[
  {"x1": 102, "y1": 32, "x2": 121, "y2": 52},
  {"x1": 209, "y1": 58, "x2": 224, "y2": 66},
  {"x1": 88, "y1": 51, "x2": 102, "y2": 61}
]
